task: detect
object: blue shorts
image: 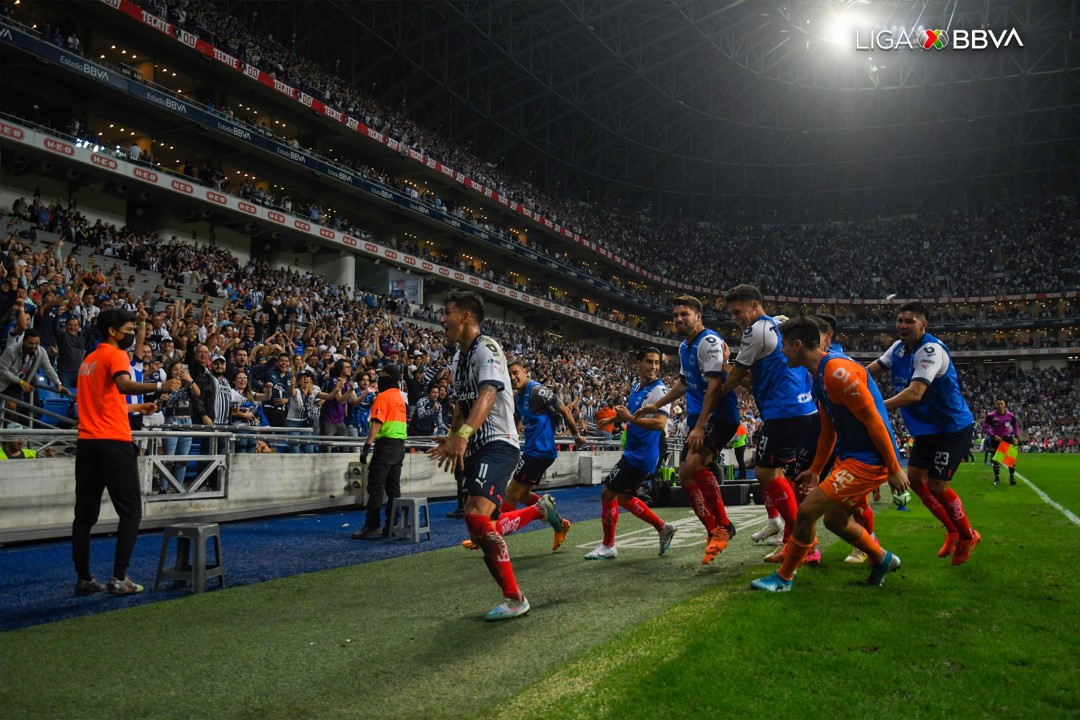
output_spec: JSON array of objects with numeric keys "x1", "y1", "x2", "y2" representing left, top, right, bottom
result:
[{"x1": 463, "y1": 441, "x2": 521, "y2": 508}]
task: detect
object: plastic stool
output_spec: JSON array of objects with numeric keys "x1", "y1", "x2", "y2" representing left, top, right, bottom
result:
[
  {"x1": 388, "y1": 498, "x2": 431, "y2": 542},
  {"x1": 154, "y1": 522, "x2": 225, "y2": 592}
]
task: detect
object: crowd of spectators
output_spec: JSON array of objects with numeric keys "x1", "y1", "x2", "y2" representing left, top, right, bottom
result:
[
  {"x1": 133, "y1": 129, "x2": 1080, "y2": 323},
  {"x1": 0, "y1": 212, "x2": 679, "y2": 454},
  {"x1": 961, "y1": 365, "x2": 1080, "y2": 453},
  {"x1": 35, "y1": 104, "x2": 1080, "y2": 341},
  {"x1": 837, "y1": 327, "x2": 1079, "y2": 355},
  {"x1": 99, "y1": 2, "x2": 1080, "y2": 296},
  {"x1": 11, "y1": 0, "x2": 1078, "y2": 314},
  {"x1": 5, "y1": 205, "x2": 1079, "y2": 469},
  {"x1": 3, "y1": 1, "x2": 1080, "y2": 470}
]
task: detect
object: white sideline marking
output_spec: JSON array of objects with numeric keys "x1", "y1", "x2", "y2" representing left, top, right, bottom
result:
[
  {"x1": 1014, "y1": 471, "x2": 1080, "y2": 528},
  {"x1": 574, "y1": 509, "x2": 765, "y2": 550}
]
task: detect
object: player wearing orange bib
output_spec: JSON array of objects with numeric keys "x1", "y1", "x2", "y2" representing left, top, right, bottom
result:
[{"x1": 752, "y1": 318, "x2": 910, "y2": 592}]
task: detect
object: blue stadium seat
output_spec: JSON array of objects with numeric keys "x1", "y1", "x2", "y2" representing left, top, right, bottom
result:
[{"x1": 38, "y1": 398, "x2": 73, "y2": 427}]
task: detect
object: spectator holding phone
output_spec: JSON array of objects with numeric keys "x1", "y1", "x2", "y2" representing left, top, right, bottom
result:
[{"x1": 158, "y1": 361, "x2": 201, "y2": 492}]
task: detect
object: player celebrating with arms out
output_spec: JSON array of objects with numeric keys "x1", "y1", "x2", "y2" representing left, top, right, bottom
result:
[
  {"x1": 635, "y1": 295, "x2": 739, "y2": 565},
  {"x1": 867, "y1": 302, "x2": 981, "y2": 565},
  {"x1": 429, "y1": 291, "x2": 561, "y2": 621},
  {"x1": 714, "y1": 285, "x2": 818, "y2": 562},
  {"x1": 752, "y1": 318, "x2": 909, "y2": 592},
  {"x1": 585, "y1": 347, "x2": 678, "y2": 559}
]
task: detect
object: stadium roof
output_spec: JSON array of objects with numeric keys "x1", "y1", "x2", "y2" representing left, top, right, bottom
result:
[{"x1": 244, "y1": 0, "x2": 1080, "y2": 221}]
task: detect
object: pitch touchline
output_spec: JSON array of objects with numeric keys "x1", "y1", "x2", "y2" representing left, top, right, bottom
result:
[
  {"x1": 574, "y1": 512, "x2": 765, "y2": 549},
  {"x1": 1014, "y1": 471, "x2": 1080, "y2": 528}
]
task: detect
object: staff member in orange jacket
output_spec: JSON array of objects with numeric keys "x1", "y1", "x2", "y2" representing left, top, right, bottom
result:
[
  {"x1": 351, "y1": 364, "x2": 408, "y2": 539},
  {"x1": 72, "y1": 309, "x2": 180, "y2": 596}
]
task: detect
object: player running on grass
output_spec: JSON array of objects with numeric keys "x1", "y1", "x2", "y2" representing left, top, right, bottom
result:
[
  {"x1": 429, "y1": 290, "x2": 562, "y2": 621},
  {"x1": 585, "y1": 347, "x2": 678, "y2": 560},
  {"x1": 459, "y1": 361, "x2": 580, "y2": 551},
  {"x1": 867, "y1": 302, "x2": 981, "y2": 565},
  {"x1": 812, "y1": 314, "x2": 879, "y2": 565},
  {"x1": 635, "y1": 295, "x2": 739, "y2": 565},
  {"x1": 715, "y1": 286, "x2": 818, "y2": 565},
  {"x1": 752, "y1": 318, "x2": 909, "y2": 592}
]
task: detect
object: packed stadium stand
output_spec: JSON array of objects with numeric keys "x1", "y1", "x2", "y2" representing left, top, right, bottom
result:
[{"x1": 1, "y1": 0, "x2": 1077, "y2": 542}]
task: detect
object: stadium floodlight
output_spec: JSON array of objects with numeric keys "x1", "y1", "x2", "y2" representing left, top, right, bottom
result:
[
  {"x1": 826, "y1": 1, "x2": 873, "y2": 51},
  {"x1": 828, "y1": 10, "x2": 858, "y2": 46}
]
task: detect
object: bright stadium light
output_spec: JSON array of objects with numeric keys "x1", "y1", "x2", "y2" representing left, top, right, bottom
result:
[
  {"x1": 829, "y1": 11, "x2": 858, "y2": 45},
  {"x1": 826, "y1": 2, "x2": 874, "y2": 49}
]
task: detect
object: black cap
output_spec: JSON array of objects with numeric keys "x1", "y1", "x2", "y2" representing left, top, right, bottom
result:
[{"x1": 378, "y1": 364, "x2": 401, "y2": 384}]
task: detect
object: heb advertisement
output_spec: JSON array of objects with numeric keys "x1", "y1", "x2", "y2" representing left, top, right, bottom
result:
[{"x1": 0, "y1": 119, "x2": 663, "y2": 344}]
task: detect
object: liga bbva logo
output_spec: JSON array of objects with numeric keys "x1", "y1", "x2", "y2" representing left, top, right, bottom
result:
[{"x1": 856, "y1": 27, "x2": 1023, "y2": 51}]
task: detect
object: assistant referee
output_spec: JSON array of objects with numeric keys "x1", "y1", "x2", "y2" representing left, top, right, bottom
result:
[{"x1": 72, "y1": 309, "x2": 179, "y2": 597}]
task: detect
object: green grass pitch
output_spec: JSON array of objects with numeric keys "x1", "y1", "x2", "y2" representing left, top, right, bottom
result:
[{"x1": 1, "y1": 455, "x2": 1077, "y2": 719}]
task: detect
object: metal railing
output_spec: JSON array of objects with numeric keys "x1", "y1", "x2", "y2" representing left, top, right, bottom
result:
[
  {"x1": 140, "y1": 429, "x2": 232, "y2": 500},
  {"x1": 0, "y1": 425, "x2": 623, "y2": 503},
  {"x1": 0, "y1": 391, "x2": 78, "y2": 447}
]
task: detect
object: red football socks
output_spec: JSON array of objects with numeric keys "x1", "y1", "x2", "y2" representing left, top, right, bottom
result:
[
  {"x1": 692, "y1": 467, "x2": 731, "y2": 527},
  {"x1": 465, "y1": 514, "x2": 522, "y2": 601},
  {"x1": 764, "y1": 477, "x2": 798, "y2": 540},
  {"x1": 941, "y1": 487, "x2": 974, "y2": 540},
  {"x1": 496, "y1": 504, "x2": 545, "y2": 536},
  {"x1": 913, "y1": 484, "x2": 958, "y2": 533},
  {"x1": 619, "y1": 496, "x2": 666, "y2": 531},
  {"x1": 855, "y1": 498, "x2": 875, "y2": 535},
  {"x1": 601, "y1": 496, "x2": 619, "y2": 547},
  {"x1": 683, "y1": 482, "x2": 716, "y2": 534}
]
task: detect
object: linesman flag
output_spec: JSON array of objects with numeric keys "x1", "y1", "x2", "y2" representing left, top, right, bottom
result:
[{"x1": 993, "y1": 441, "x2": 1019, "y2": 468}]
